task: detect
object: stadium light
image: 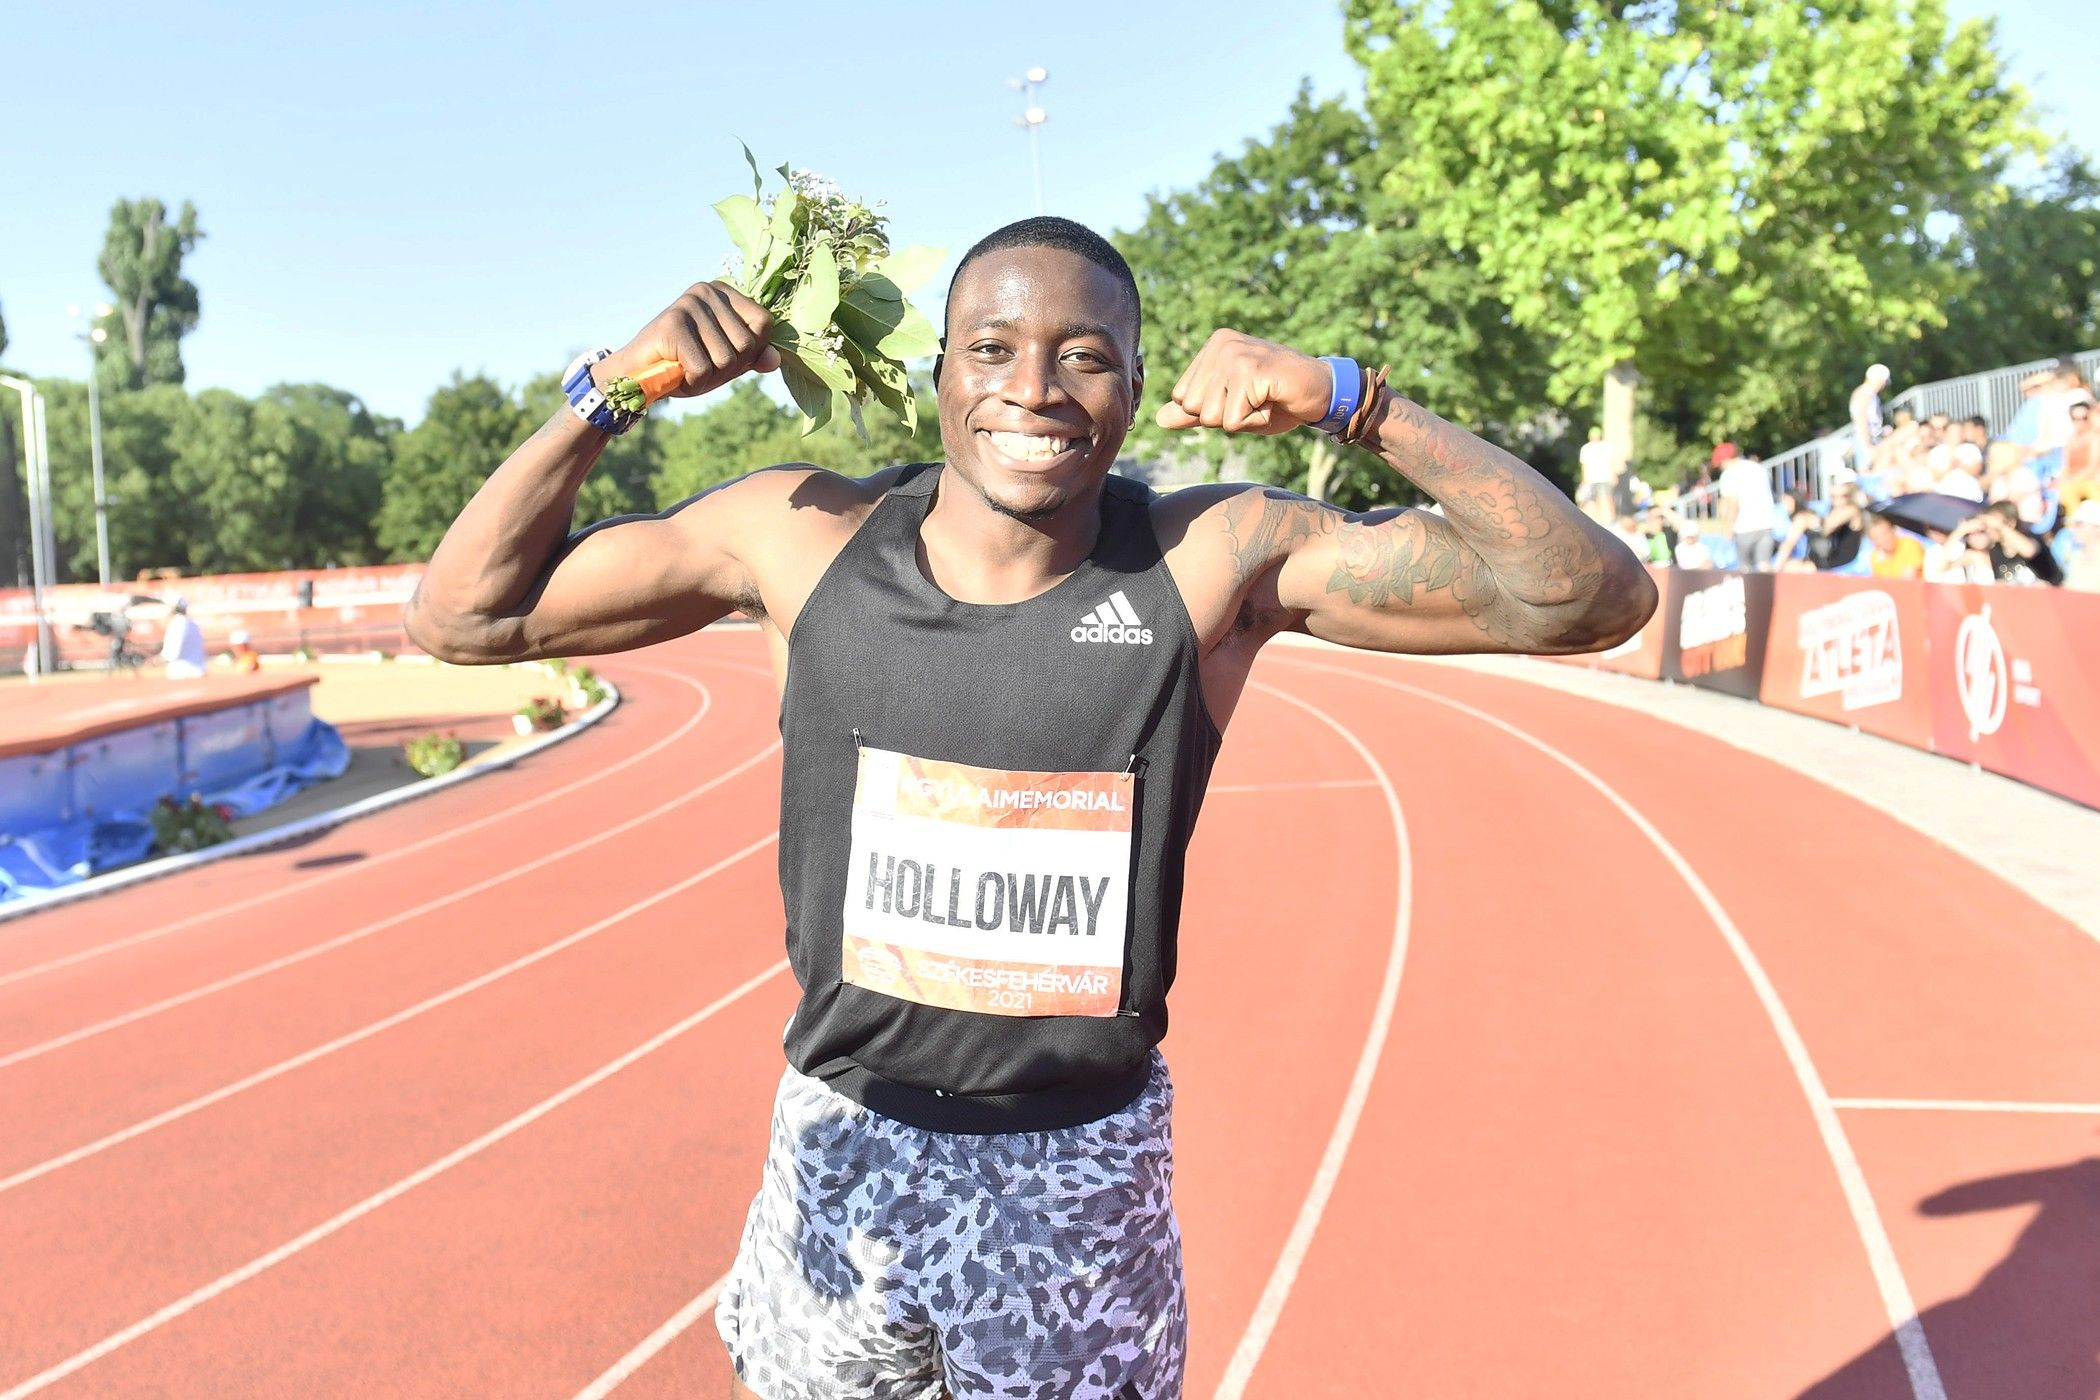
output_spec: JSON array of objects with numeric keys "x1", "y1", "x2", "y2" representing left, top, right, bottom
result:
[
  {"x1": 65, "y1": 303, "x2": 114, "y2": 585},
  {"x1": 1008, "y1": 67, "x2": 1050, "y2": 214}
]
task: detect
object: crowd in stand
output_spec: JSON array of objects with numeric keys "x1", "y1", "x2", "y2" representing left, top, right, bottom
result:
[{"x1": 1594, "y1": 357, "x2": 2100, "y2": 592}]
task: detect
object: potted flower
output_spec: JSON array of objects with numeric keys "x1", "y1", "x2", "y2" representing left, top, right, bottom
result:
[{"x1": 514, "y1": 695, "x2": 564, "y2": 735}]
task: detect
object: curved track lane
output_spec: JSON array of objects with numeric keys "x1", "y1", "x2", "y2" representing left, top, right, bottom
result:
[{"x1": 2, "y1": 631, "x2": 2093, "y2": 1399}]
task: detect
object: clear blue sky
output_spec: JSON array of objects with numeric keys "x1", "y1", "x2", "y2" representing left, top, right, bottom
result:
[{"x1": 2, "y1": 1, "x2": 2091, "y2": 425}]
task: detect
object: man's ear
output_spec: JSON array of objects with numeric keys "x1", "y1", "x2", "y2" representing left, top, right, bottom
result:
[
  {"x1": 1130, "y1": 350, "x2": 1145, "y2": 425},
  {"x1": 932, "y1": 341, "x2": 945, "y2": 386}
]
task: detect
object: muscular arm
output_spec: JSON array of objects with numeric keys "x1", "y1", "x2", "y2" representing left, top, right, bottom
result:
[
  {"x1": 1158, "y1": 330, "x2": 1653, "y2": 655},
  {"x1": 404, "y1": 281, "x2": 782, "y2": 664}
]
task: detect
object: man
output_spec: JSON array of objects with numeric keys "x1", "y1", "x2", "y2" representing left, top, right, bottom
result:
[
  {"x1": 1865, "y1": 510, "x2": 1925, "y2": 580},
  {"x1": 159, "y1": 596, "x2": 206, "y2": 679},
  {"x1": 1973, "y1": 501, "x2": 2062, "y2": 586},
  {"x1": 1715, "y1": 448, "x2": 1777, "y2": 569},
  {"x1": 2060, "y1": 399, "x2": 2099, "y2": 517},
  {"x1": 1849, "y1": 363, "x2": 1889, "y2": 473},
  {"x1": 404, "y1": 217, "x2": 1654, "y2": 1400},
  {"x1": 1576, "y1": 425, "x2": 1615, "y2": 523},
  {"x1": 2059, "y1": 499, "x2": 2100, "y2": 592}
]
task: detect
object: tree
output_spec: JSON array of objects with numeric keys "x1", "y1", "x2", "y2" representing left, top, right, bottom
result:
[
  {"x1": 649, "y1": 375, "x2": 943, "y2": 511},
  {"x1": 93, "y1": 198, "x2": 204, "y2": 392},
  {"x1": 263, "y1": 384, "x2": 397, "y2": 567},
  {"x1": 1342, "y1": 0, "x2": 2042, "y2": 450},
  {"x1": 1117, "y1": 88, "x2": 1547, "y2": 505},
  {"x1": 36, "y1": 381, "x2": 193, "y2": 581},
  {"x1": 377, "y1": 374, "x2": 532, "y2": 562},
  {"x1": 0, "y1": 298, "x2": 25, "y2": 587},
  {"x1": 1910, "y1": 151, "x2": 2100, "y2": 384}
]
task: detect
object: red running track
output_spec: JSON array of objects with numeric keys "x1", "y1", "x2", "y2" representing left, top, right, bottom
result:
[{"x1": 2, "y1": 630, "x2": 2095, "y2": 1398}]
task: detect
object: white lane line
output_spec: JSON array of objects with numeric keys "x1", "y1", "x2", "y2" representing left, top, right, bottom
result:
[
  {"x1": 1287, "y1": 656, "x2": 1948, "y2": 1400},
  {"x1": 0, "y1": 736, "x2": 781, "y2": 1070},
  {"x1": 0, "y1": 960, "x2": 790, "y2": 1400},
  {"x1": 1833, "y1": 1097, "x2": 2100, "y2": 1115},
  {"x1": 1207, "y1": 779, "x2": 1380, "y2": 795},
  {"x1": 0, "y1": 658, "x2": 724, "y2": 984},
  {"x1": 0, "y1": 828, "x2": 780, "y2": 1196},
  {"x1": 569, "y1": 1274, "x2": 730, "y2": 1400},
  {"x1": 1214, "y1": 679, "x2": 1412, "y2": 1400}
]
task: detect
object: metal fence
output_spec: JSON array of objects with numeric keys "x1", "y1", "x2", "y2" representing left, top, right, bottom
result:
[{"x1": 1678, "y1": 347, "x2": 2099, "y2": 521}]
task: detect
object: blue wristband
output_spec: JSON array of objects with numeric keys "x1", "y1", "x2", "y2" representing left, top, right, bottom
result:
[
  {"x1": 561, "y1": 348, "x2": 638, "y2": 435},
  {"x1": 1317, "y1": 356, "x2": 1361, "y2": 433}
]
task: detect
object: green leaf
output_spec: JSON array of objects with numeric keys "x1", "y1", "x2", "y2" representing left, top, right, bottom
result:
[
  {"x1": 713, "y1": 195, "x2": 767, "y2": 267},
  {"x1": 739, "y1": 140, "x2": 764, "y2": 199},
  {"x1": 753, "y1": 189, "x2": 801, "y2": 301},
  {"x1": 786, "y1": 242, "x2": 841, "y2": 336},
  {"x1": 776, "y1": 349, "x2": 833, "y2": 433},
  {"x1": 874, "y1": 302, "x2": 941, "y2": 360},
  {"x1": 864, "y1": 245, "x2": 947, "y2": 297},
  {"x1": 840, "y1": 336, "x2": 916, "y2": 432},
  {"x1": 835, "y1": 280, "x2": 940, "y2": 362}
]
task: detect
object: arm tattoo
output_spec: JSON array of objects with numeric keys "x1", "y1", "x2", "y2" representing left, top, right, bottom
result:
[
  {"x1": 1222, "y1": 487, "x2": 1339, "y2": 592},
  {"x1": 1329, "y1": 514, "x2": 1505, "y2": 637}
]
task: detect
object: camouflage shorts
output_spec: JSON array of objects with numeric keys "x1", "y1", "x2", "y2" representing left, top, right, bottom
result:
[{"x1": 716, "y1": 1053, "x2": 1185, "y2": 1400}]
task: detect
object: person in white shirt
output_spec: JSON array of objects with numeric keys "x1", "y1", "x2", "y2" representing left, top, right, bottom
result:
[
  {"x1": 1936, "y1": 442, "x2": 1986, "y2": 503},
  {"x1": 1716, "y1": 453, "x2": 1778, "y2": 568},
  {"x1": 159, "y1": 597, "x2": 206, "y2": 679},
  {"x1": 1576, "y1": 426, "x2": 1616, "y2": 523}
]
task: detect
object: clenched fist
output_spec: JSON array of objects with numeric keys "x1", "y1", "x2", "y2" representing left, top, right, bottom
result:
[
  {"x1": 1155, "y1": 329, "x2": 1334, "y2": 436},
  {"x1": 597, "y1": 281, "x2": 781, "y2": 400}
]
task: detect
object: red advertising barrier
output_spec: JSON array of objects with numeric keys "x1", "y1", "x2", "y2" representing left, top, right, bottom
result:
[
  {"x1": 1925, "y1": 585, "x2": 2100, "y2": 809},
  {"x1": 1549, "y1": 565, "x2": 1673, "y2": 679},
  {"x1": 1759, "y1": 576, "x2": 1934, "y2": 749}
]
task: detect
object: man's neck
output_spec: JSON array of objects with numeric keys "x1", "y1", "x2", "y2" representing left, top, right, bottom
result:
[{"x1": 918, "y1": 471, "x2": 1106, "y2": 606}]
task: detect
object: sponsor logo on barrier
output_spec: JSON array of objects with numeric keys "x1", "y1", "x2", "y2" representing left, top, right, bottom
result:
[
  {"x1": 1677, "y1": 575, "x2": 1748, "y2": 676},
  {"x1": 1954, "y1": 604, "x2": 2041, "y2": 741},
  {"x1": 1797, "y1": 591, "x2": 1902, "y2": 711}
]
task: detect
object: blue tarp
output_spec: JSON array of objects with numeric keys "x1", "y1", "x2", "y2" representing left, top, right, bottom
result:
[{"x1": 0, "y1": 717, "x2": 349, "y2": 906}]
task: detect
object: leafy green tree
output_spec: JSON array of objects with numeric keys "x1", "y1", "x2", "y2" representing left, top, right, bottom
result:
[
  {"x1": 648, "y1": 375, "x2": 942, "y2": 511},
  {"x1": 378, "y1": 374, "x2": 534, "y2": 562},
  {"x1": 35, "y1": 380, "x2": 193, "y2": 581},
  {"x1": 1118, "y1": 88, "x2": 1546, "y2": 506},
  {"x1": 0, "y1": 299, "x2": 25, "y2": 587},
  {"x1": 1342, "y1": 0, "x2": 2042, "y2": 451},
  {"x1": 263, "y1": 384, "x2": 397, "y2": 567},
  {"x1": 1910, "y1": 151, "x2": 2100, "y2": 383},
  {"x1": 93, "y1": 198, "x2": 205, "y2": 393},
  {"x1": 517, "y1": 372, "x2": 663, "y2": 526}
]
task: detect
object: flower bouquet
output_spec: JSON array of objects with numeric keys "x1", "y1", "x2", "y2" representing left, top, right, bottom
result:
[{"x1": 606, "y1": 146, "x2": 944, "y2": 439}]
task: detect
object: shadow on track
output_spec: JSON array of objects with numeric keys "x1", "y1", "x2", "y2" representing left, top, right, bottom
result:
[{"x1": 1798, "y1": 1154, "x2": 2100, "y2": 1399}]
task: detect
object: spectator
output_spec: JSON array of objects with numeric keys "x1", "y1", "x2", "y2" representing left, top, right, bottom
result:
[
  {"x1": 1577, "y1": 427, "x2": 1616, "y2": 524},
  {"x1": 1936, "y1": 435, "x2": 1987, "y2": 502},
  {"x1": 2021, "y1": 359, "x2": 2093, "y2": 468},
  {"x1": 2058, "y1": 399, "x2": 2099, "y2": 517},
  {"x1": 160, "y1": 597, "x2": 206, "y2": 680},
  {"x1": 1610, "y1": 463, "x2": 1645, "y2": 520},
  {"x1": 1924, "y1": 523, "x2": 1993, "y2": 584},
  {"x1": 1865, "y1": 510, "x2": 1926, "y2": 580},
  {"x1": 228, "y1": 629, "x2": 261, "y2": 674},
  {"x1": 1716, "y1": 450, "x2": 1778, "y2": 569},
  {"x1": 1849, "y1": 363, "x2": 1890, "y2": 472},
  {"x1": 1640, "y1": 506, "x2": 1679, "y2": 566},
  {"x1": 2059, "y1": 500, "x2": 2100, "y2": 592},
  {"x1": 1674, "y1": 523, "x2": 1715, "y2": 570},
  {"x1": 1974, "y1": 501, "x2": 2063, "y2": 586}
]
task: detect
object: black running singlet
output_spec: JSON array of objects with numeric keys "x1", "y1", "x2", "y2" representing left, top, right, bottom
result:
[{"x1": 777, "y1": 464, "x2": 1221, "y2": 1132}]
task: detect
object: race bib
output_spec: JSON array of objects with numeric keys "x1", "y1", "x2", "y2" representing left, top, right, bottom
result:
[{"x1": 841, "y1": 744, "x2": 1134, "y2": 1018}]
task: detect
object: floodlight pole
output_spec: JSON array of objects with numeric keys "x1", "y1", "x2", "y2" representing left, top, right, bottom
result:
[
  {"x1": 70, "y1": 304, "x2": 114, "y2": 585},
  {"x1": 1, "y1": 373, "x2": 56, "y2": 676},
  {"x1": 1010, "y1": 67, "x2": 1050, "y2": 214}
]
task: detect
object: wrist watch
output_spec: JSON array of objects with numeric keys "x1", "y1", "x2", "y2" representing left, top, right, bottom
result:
[{"x1": 562, "y1": 348, "x2": 642, "y2": 436}]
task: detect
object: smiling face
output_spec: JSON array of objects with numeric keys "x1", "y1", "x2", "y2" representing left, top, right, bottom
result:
[{"x1": 935, "y1": 246, "x2": 1143, "y2": 524}]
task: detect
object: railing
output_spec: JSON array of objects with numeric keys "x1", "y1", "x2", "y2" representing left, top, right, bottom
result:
[
  {"x1": 1889, "y1": 350, "x2": 2100, "y2": 434},
  {"x1": 1678, "y1": 346, "x2": 2099, "y2": 521}
]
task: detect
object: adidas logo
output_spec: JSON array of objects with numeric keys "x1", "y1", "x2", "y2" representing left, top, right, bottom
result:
[{"x1": 1070, "y1": 590, "x2": 1154, "y2": 645}]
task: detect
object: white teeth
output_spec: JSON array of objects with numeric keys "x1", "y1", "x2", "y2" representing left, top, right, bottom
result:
[{"x1": 985, "y1": 430, "x2": 1077, "y2": 461}]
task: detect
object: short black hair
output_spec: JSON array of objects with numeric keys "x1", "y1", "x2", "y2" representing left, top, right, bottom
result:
[{"x1": 943, "y1": 216, "x2": 1142, "y2": 346}]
